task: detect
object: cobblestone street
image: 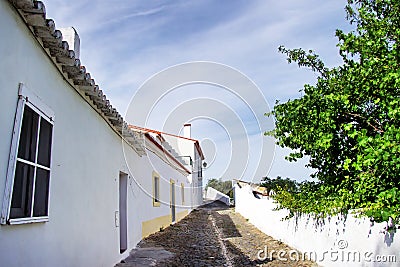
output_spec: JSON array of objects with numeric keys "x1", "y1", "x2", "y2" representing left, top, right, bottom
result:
[{"x1": 116, "y1": 202, "x2": 317, "y2": 267}]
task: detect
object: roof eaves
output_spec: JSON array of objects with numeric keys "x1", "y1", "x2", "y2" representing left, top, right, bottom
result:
[
  {"x1": 129, "y1": 124, "x2": 205, "y2": 160},
  {"x1": 194, "y1": 141, "x2": 205, "y2": 160},
  {"x1": 129, "y1": 125, "x2": 200, "y2": 142},
  {"x1": 8, "y1": 0, "x2": 146, "y2": 155},
  {"x1": 144, "y1": 133, "x2": 191, "y2": 175}
]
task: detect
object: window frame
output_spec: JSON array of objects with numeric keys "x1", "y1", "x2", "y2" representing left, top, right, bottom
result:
[
  {"x1": 181, "y1": 183, "x2": 185, "y2": 205},
  {"x1": 152, "y1": 171, "x2": 160, "y2": 207},
  {"x1": 1, "y1": 83, "x2": 55, "y2": 225}
]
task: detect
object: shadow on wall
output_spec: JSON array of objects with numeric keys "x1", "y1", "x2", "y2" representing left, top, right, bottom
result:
[
  {"x1": 235, "y1": 184, "x2": 400, "y2": 267},
  {"x1": 384, "y1": 229, "x2": 396, "y2": 247}
]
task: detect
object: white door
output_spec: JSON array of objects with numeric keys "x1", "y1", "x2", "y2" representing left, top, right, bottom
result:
[
  {"x1": 171, "y1": 180, "x2": 176, "y2": 223},
  {"x1": 119, "y1": 172, "x2": 128, "y2": 253}
]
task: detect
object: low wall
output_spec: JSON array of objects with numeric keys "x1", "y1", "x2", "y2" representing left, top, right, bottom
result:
[
  {"x1": 235, "y1": 184, "x2": 399, "y2": 267},
  {"x1": 206, "y1": 187, "x2": 230, "y2": 206}
]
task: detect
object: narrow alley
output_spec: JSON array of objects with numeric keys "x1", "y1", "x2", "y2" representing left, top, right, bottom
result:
[{"x1": 116, "y1": 201, "x2": 316, "y2": 267}]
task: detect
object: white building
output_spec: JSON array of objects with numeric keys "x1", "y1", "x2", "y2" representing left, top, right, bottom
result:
[
  {"x1": 0, "y1": 1, "x2": 205, "y2": 266},
  {"x1": 130, "y1": 124, "x2": 205, "y2": 209}
]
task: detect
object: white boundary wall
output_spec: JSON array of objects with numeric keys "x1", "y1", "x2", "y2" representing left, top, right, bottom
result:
[
  {"x1": 206, "y1": 187, "x2": 230, "y2": 206},
  {"x1": 235, "y1": 184, "x2": 400, "y2": 267}
]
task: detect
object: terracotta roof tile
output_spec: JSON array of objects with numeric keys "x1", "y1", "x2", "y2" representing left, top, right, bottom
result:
[
  {"x1": 8, "y1": 0, "x2": 146, "y2": 155},
  {"x1": 129, "y1": 125, "x2": 205, "y2": 160}
]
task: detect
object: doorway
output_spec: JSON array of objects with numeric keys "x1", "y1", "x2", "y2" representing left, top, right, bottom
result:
[
  {"x1": 170, "y1": 179, "x2": 176, "y2": 223},
  {"x1": 119, "y1": 172, "x2": 128, "y2": 253}
]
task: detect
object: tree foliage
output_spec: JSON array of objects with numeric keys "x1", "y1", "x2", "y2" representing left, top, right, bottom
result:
[
  {"x1": 205, "y1": 178, "x2": 233, "y2": 198},
  {"x1": 266, "y1": 0, "x2": 400, "y2": 224},
  {"x1": 260, "y1": 176, "x2": 299, "y2": 194}
]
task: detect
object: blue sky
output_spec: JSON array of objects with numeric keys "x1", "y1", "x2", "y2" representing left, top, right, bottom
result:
[{"x1": 45, "y1": 0, "x2": 352, "y2": 183}]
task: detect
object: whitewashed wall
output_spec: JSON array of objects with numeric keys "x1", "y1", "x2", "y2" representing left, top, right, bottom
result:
[
  {"x1": 164, "y1": 135, "x2": 204, "y2": 208},
  {"x1": 235, "y1": 184, "x2": 399, "y2": 267},
  {"x1": 193, "y1": 145, "x2": 203, "y2": 207},
  {"x1": 206, "y1": 187, "x2": 230, "y2": 206},
  {"x1": 0, "y1": 2, "x2": 190, "y2": 266}
]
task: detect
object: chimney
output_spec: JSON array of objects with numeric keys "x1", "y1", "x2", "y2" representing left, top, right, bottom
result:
[
  {"x1": 183, "y1": 123, "x2": 191, "y2": 138},
  {"x1": 59, "y1": 27, "x2": 80, "y2": 59}
]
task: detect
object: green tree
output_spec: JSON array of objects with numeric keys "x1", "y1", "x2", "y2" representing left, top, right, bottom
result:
[
  {"x1": 260, "y1": 176, "x2": 299, "y2": 194},
  {"x1": 205, "y1": 178, "x2": 233, "y2": 198},
  {"x1": 266, "y1": 0, "x2": 400, "y2": 224}
]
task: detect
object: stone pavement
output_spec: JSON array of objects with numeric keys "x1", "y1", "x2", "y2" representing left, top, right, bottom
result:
[{"x1": 116, "y1": 201, "x2": 317, "y2": 267}]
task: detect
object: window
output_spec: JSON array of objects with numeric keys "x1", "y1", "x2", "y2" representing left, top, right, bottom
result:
[
  {"x1": 152, "y1": 171, "x2": 160, "y2": 207},
  {"x1": 1, "y1": 84, "x2": 54, "y2": 225},
  {"x1": 198, "y1": 160, "x2": 202, "y2": 178},
  {"x1": 181, "y1": 183, "x2": 185, "y2": 205}
]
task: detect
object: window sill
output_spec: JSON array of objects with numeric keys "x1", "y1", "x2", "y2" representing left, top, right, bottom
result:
[{"x1": 7, "y1": 216, "x2": 49, "y2": 225}]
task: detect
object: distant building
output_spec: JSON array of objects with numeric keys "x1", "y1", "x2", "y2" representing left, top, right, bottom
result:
[
  {"x1": 129, "y1": 125, "x2": 205, "y2": 210},
  {"x1": 0, "y1": 1, "x2": 205, "y2": 266}
]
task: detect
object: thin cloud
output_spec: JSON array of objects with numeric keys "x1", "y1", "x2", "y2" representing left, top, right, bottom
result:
[
  {"x1": 99, "y1": 6, "x2": 166, "y2": 28},
  {"x1": 41, "y1": 0, "x2": 350, "y2": 181}
]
